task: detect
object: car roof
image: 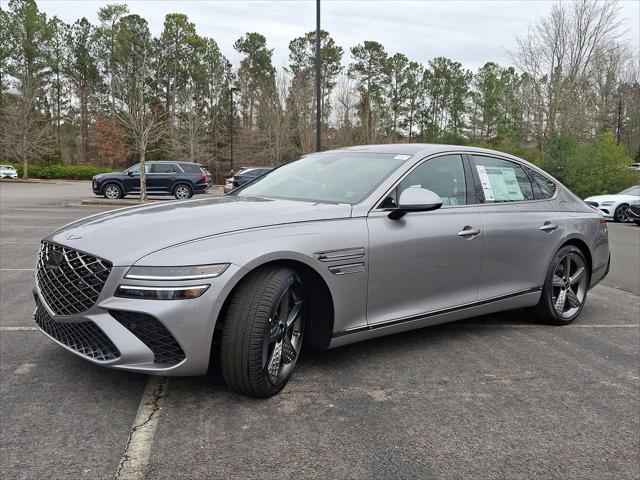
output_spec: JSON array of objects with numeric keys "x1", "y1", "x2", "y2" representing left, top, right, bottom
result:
[{"x1": 334, "y1": 143, "x2": 524, "y2": 158}]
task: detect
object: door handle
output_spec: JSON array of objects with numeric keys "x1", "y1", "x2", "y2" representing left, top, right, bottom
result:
[
  {"x1": 457, "y1": 226, "x2": 481, "y2": 238},
  {"x1": 540, "y1": 222, "x2": 558, "y2": 232}
]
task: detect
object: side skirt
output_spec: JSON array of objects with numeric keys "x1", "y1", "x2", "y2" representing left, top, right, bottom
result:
[{"x1": 329, "y1": 287, "x2": 542, "y2": 349}]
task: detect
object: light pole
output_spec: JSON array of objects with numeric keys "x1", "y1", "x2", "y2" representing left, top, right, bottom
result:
[
  {"x1": 229, "y1": 86, "x2": 240, "y2": 172},
  {"x1": 315, "y1": 0, "x2": 321, "y2": 152}
]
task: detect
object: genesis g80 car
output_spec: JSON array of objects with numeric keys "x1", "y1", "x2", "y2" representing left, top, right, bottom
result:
[{"x1": 34, "y1": 145, "x2": 610, "y2": 397}]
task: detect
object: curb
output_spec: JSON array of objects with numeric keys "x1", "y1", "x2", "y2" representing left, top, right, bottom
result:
[
  {"x1": 80, "y1": 198, "x2": 167, "y2": 206},
  {"x1": 0, "y1": 178, "x2": 90, "y2": 184}
]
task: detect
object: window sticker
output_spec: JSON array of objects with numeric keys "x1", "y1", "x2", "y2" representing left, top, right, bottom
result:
[
  {"x1": 475, "y1": 165, "x2": 494, "y2": 201},
  {"x1": 476, "y1": 165, "x2": 525, "y2": 202}
]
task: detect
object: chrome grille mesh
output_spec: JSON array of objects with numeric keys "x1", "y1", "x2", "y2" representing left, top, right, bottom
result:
[
  {"x1": 34, "y1": 302, "x2": 120, "y2": 361},
  {"x1": 36, "y1": 242, "x2": 112, "y2": 316}
]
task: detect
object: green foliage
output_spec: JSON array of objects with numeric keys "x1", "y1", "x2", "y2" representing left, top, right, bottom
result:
[
  {"x1": 4, "y1": 163, "x2": 113, "y2": 179},
  {"x1": 540, "y1": 132, "x2": 638, "y2": 197}
]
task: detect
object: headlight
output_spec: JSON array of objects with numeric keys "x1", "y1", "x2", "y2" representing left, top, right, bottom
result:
[
  {"x1": 124, "y1": 264, "x2": 229, "y2": 281},
  {"x1": 115, "y1": 284, "x2": 209, "y2": 300},
  {"x1": 600, "y1": 201, "x2": 614, "y2": 206}
]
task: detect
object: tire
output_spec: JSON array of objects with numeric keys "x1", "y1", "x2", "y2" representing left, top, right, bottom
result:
[
  {"x1": 530, "y1": 245, "x2": 590, "y2": 325},
  {"x1": 220, "y1": 266, "x2": 306, "y2": 398},
  {"x1": 174, "y1": 184, "x2": 193, "y2": 200},
  {"x1": 613, "y1": 204, "x2": 630, "y2": 223},
  {"x1": 103, "y1": 183, "x2": 123, "y2": 199}
]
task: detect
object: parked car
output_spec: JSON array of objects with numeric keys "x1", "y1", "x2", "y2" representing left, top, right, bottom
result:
[
  {"x1": 0, "y1": 165, "x2": 18, "y2": 179},
  {"x1": 628, "y1": 163, "x2": 640, "y2": 171},
  {"x1": 224, "y1": 166, "x2": 273, "y2": 193},
  {"x1": 92, "y1": 161, "x2": 210, "y2": 200},
  {"x1": 584, "y1": 185, "x2": 640, "y2": 222},
  {"x1": 628, "y1": 200, "x2": 640, "y2": 225},
  {"x1": 34, "y1": 144, "x2": 610, "y2": 398}
]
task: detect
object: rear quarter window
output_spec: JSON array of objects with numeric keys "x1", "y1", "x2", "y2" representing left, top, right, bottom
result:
[
  {"x1": 526, "y1": 168, "x2": 557, "y2": 199},
  {"x1": 180, "y1": 164, "x2": 203, "y2": 174}
]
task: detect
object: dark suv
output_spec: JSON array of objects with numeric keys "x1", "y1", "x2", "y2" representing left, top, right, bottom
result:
[
  {"x1": 223, "y1": 167, "x2": 273, "y2": 194},
  {"x1": 93, "y1": 161, "x2": 211, "y2": 200}
]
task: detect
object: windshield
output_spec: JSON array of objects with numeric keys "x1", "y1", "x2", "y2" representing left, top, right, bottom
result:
[
  {"x1": 236, "y1": 152, "x2": 408, "y2": 204},
  {"x1": 619, "y1": 185, "x2": 640, "y2": 196}
]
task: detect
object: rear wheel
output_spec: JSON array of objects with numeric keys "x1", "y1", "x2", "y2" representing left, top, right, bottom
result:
[
  {"x1": 220, "y1": 266, "x2": 305, "y2": 397},
  {"x1": 174, "y1": 184, "x2": 192, "y2": 200},
  {"x1": 531, "y1": 245, "x2": 589, "y2": 325},
  {"x1": 103, "y1": 183, "x2": 123, "y2": 199},
  {"x1": 614, "y1": 204, "x2": 630, "y2": 223}
]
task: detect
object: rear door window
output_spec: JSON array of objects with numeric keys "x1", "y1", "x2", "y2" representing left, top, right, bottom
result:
[
  {"x1": 472, "y1": 156, "x2": 534, "y2": 202},
  {"x1": 150, "y1": 163, "x2": 176, "y2": 174}
]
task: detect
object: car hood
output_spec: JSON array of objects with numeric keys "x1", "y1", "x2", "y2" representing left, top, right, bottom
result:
[
  {"x1": 584, "y1": 194, "x2": 639, "y2": 203},
  {"x1": 46, "y1": 196, "x2": 352, "y2": 266}
]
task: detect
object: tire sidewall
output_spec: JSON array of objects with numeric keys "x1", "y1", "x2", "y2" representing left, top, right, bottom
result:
[
  {"x1": 541, "y1": 245, "x2": 589, "y2": 325},
  {"x1": 220, "y1": 266, "x2": 306, "y2": 398}
]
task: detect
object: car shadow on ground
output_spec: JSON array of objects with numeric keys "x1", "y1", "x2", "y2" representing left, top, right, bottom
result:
[{"x1": 167, "y1": 308, "x2": 539, "y2": 399}]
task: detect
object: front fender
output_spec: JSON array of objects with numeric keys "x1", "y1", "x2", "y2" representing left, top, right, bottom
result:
[{"x1": 135, "y1": 218, "x2": 370, "y2": 336}]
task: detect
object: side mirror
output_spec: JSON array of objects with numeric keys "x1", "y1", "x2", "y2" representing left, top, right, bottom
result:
[
  {"x1": 388, "y1": 188, "x2": 443, "y2": 220},
  {"x1": 127, "y1": 170, "x2": 134, "y2": 176}
]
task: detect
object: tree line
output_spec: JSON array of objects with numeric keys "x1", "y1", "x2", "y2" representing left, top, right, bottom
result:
[{"x1": 1, "y1": 0, "x2": 638, "y2": 194}]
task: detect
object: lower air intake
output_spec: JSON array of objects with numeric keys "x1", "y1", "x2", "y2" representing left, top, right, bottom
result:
[{"x1": 109, "y1": 310, "x2": 186, "y2": 366}]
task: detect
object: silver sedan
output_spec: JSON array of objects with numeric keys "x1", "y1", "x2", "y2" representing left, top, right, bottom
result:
[{"x1": 33, "y1": 144, "x2": 610, "y2": 397}]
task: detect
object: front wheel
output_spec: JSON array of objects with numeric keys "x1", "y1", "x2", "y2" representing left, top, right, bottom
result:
[
  {"x1": 220, "y1": 266, "x2": 305, "y2": 397},
  {"x1": 613, "y1": 204, "x2": 630, "y2": 223},
  {"x1": 103, "y1": 183, "x2": 123, "y2": 199},
  {"x1": 174, "y1": 184, "x2": 192, "y2": 200},
  {"x1": 530, "y1": 245, "x2": 589, "y2": 325}
]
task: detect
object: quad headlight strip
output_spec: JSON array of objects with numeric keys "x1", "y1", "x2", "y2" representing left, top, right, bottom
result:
[
  {"x1": 124, "y1": 263, "x2": 229, "y2": 281},
  {"x1": 117, "y1": 264, "x2": 229, "y2": 299}
]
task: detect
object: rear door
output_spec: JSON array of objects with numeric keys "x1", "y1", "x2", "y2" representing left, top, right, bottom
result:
[
  {"x1": 366, "y1": 154, "x2": 484, "y2": 326},
  {"x1": 148, "y1": 162, "x2": 177, "y2": 193},
  {"x1": 470, "y1": 155, "x2": 566, "y2": 299}
]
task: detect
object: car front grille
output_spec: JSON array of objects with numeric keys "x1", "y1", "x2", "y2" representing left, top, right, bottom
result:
[
  {"x1": 34, "y1": 302, "x2": 120, "y2": 361},
  {"x1": 36, "y1": 241, "x2": 112, "y2": 316},
  {"x1": 110, "y1": 310, "x2": 186, "y2": 366}
]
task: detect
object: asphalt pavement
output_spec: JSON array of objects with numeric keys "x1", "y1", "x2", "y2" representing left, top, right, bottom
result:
[{"x1": 1, "y1": 181, "x2": 638, "y2": 479}]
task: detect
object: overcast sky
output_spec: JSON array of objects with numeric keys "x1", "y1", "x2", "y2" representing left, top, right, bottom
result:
[{"x1": 31, "y1": 0, "x2": 640, "y2": 71}]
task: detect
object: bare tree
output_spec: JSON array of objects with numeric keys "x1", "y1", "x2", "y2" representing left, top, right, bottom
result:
[
  {"x1": 332, "y1": 75, "x2": 357, "y2": 147},
  {"x1": 2, "y1": 76, "x2": 54, "y2": 178},
  {"x1": 118, "y1": 49, "x2": 164, "y2": 201},
  {"x1": 170, "y1": 90, "x2": 208, "y2": 163},
  {"x1": 514, "y1": 0, "x2": 623, "y2": 141}
]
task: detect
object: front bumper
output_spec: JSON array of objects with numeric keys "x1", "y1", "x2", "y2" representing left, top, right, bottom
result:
[
  {"x1": 0, "y1": 173, "x2": 18, "y2": 179},
  {"x1": 33, "y1": 264, "x2": 245, "y2": 375}
]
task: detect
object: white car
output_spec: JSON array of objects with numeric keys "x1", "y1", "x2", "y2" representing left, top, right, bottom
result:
[
  {"x1": 585, "y1": 185, "x2": 640, "y2": 222},
  {"x1": 0, "y1": 165, "x2": 18, "y2": 179},
  {"x1": 629, "y1": 163, "x2": 640, "y2": 171}
]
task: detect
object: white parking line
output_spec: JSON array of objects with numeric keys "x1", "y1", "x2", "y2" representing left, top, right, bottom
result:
[
  {"x1": 0, "y1": 268, "x2": 35, "y2": 271},
  {"x1": 461, "y1": 324, "x2": 639, "y2": 328},
  {"x1": 115, "y1": 376, "x2": 169, "y2": 480},
  {"x1": 0, "y1": 326, "x2": 37, "y2": 331}
]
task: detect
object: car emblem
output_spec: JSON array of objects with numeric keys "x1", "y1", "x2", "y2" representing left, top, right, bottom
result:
[
  {"x1": 65, "y1": 233, "x2": 82, "y2": 240},
  {"x1": 45, "y1": 251, "x2": 63, "y2": 270}
]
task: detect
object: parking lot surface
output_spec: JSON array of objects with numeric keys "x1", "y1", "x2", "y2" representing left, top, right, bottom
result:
[{"x1": 1, "y1": 181, "x2": 638, "y2": 479}]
